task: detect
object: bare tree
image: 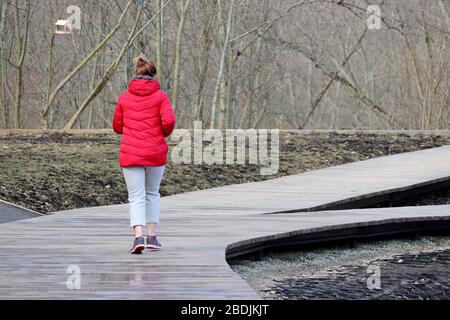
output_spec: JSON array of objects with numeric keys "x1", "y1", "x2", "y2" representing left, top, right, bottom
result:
[
  {"x1": 11, "y1": 0, "x2": 30, "y2": 128},
  {"x1": 0, "y1": 0, "x2": 8, "y2": 128},
  {"x1": 40, "y1": 0, "x2": 134, "y2": 129},
  {"x1": 210, "y1": 0, "x2": 234, "y2": 129},
  {"x1": 193, "y1": 0, "x2": 214, "y2": 123},
  {"x1": 172, "y1": 0, "x2": 190, "y2": 111},
  {"x1": 63, "y1": 0, "x2": 173, "y2": 129},
  {"x1": 156, "y1": 0, "x2": 164, "y2": 87},
  {"x1": 1, "y1": 0, "x2": 448, "y2": 130}
]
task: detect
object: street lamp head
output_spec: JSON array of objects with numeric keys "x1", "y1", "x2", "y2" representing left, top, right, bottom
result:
[{"x1": 55, "y1": 20, "x2": 72, "y2": 35}]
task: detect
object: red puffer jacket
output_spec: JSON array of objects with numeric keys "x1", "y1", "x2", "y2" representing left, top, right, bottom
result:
[{"x1": 112, "y1": 78, "x2": 176, "y2": 167}]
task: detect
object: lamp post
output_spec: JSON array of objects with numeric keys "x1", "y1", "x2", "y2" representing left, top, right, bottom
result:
[{"x1": 40, "y1": 20, "x2": 73, "y2": 129}]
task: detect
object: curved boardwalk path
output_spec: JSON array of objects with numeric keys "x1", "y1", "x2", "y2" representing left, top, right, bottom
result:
[{"x1": 1, "y1": 146, "x2": 450, "y2": 299}]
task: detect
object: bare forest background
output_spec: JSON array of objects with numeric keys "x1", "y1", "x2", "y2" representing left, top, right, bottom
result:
[{"x1": 0, "y1": 0, "x2": 449, "y2": 130}]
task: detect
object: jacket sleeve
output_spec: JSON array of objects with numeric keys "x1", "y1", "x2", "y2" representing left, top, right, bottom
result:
[
  {"x1": 112, "y1": 96, "x2": 124, "y2": 134},
  {"x1": 160, "y1": 91, "x2": 176, "y2": 137}
]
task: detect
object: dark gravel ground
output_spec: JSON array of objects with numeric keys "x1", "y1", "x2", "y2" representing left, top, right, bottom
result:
[
  {"x1": 369, "y1": 188, "x2": 450, "y2": 207},
  {"x1": 270, "y1": 249, "x2": 450, "y2": 300},
  {"x1": 230, "y1": 236, "x2": 450, "y2": 300},
  {"x1": 1, "y1": 132, "x2": 449, "y2": 213}
]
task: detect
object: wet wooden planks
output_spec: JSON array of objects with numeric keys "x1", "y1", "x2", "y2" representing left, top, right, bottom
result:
[{"x1": 1, "y1": 146, "x2": 450, "y2": 299}]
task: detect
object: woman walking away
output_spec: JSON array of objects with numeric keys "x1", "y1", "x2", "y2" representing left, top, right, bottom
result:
[{"x1": 112, "y1": 55, "x2": 176, "y2": 254}]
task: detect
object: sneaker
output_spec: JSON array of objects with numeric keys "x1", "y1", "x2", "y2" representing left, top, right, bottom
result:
[
  {"x1": 130, "y1": 236, "x2": 145, "y2": 254},
  {"x1": 146, "y1": 235, "x2": 162, "y2": 250}
]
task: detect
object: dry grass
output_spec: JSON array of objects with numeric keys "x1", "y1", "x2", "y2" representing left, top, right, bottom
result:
[{"x1": 0, "y1": 132, "x2": 449, "y2": 213}]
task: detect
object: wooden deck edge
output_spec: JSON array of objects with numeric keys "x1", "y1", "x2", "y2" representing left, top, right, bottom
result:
[
  {"x1": 265, "y1": 175, "x2": 450, "y2": 214},
  {"x1": 225, "y1": 214, "x2": 450, "y2": 259}
]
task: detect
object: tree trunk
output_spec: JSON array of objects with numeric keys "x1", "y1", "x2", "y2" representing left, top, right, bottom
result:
[
  {"x1": 87, "y1": 0, "x2": 103, "y2": 129},
  {"x1": 0, "y1": 1, "x2": 7, "y2": 128},
  {"x1": 225, "y1": 43, "x2": 235, "y2": 129},
  {"x1": 43, "y1": 34, "x2": 55, "y2": 128},
  {"x1": 12, "y1": 0, "x2": 30, "y2": 129},
  {"x1": 172, "y1": 0, "x2": 190, "y2": 111},
  {"x1": 194, "y1": 0, "x2": 213, "y2": 122},
  {"x1": 210, "y1": 0, "x2": 234, "y2": 129},
  {"x1": 156, "y1": 0, "x2": 164, "y2": 87}
]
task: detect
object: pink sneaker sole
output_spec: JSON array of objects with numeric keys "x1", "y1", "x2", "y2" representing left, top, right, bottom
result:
[{"x1": 130, "y1": 244, "x2": 145, "y2": 254}]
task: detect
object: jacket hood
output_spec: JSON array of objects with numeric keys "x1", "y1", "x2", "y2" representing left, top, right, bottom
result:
[{"x1": 128, "y1": 79, "x2": 160, "y2": 96}]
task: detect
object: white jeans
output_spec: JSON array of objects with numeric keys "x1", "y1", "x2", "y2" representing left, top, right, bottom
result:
[{"x1": 122, "y1": 166, "x2": 165, "y2": 228}]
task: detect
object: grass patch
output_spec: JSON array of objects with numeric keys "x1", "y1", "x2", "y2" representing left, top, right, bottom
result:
[{"x1": 0, "y1": 132, "x2": 448, "y2": 213}]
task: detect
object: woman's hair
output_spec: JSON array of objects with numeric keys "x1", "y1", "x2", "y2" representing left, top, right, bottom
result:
[{"x1": 133, "y1": 54, "x2": 157, "y2": 77}]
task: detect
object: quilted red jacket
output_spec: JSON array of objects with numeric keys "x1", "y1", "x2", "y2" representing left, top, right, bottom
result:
[{"x1": 112, "y1": 78, "x2": 176, "y2": 167}]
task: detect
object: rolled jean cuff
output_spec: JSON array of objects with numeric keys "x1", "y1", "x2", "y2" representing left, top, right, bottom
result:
[{"x1": 130, "y1": 210, "x2": 145, "y2": 228}]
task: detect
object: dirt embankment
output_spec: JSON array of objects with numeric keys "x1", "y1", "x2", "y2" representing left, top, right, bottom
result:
[{"x1": 0, "y1": 132, "x2": 449, "y2": 214}]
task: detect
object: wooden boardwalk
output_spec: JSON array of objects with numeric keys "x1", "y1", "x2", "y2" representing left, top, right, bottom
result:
[{"x1": 1, "y1": 145, "x2": 450, "y2": 299}]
